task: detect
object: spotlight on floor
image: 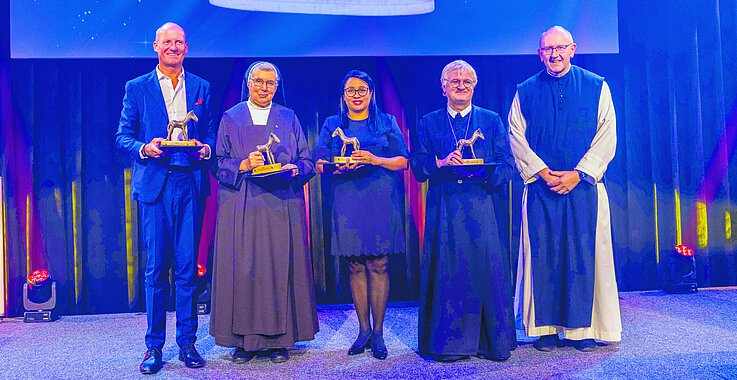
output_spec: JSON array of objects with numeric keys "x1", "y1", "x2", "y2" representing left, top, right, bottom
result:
[
  {"x1": 664, "y1": 244, "x2": 697, "y2": 294},
  {"x1": 23, "y1": 269, "x2": 59, "y2": 322},
  {"x1": 196, "y1": 264, "x2": 210, "y2": 315}
]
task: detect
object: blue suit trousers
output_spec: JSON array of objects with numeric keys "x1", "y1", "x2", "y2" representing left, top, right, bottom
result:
[{"x1": 139, "y1": 170, "x2": 202, "y2": 350}]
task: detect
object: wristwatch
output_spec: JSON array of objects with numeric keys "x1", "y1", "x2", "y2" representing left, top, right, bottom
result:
[{"x1": 577, "y1": 170, "x2": 592, "y2": 185}]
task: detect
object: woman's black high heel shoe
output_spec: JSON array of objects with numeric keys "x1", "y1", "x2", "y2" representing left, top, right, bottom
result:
[
  {"x1": 371, "y1": 333, "x2": 388, "y2": 360},
  {"x1": 348, "y1": 333, "x2": 372, "y2": 355}
]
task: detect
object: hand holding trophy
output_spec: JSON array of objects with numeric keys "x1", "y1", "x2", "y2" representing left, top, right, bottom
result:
[
  {"x1": 160, "y1": 110, "x2": 200, "y2": 149},
  {"x1": 318, "y1": 126, "x2": 363, "y2": 174},
  {"x1": 251, "y1": 132, "x2": 283, "y2": 175},
  {"x1": 332, "y1": 127, "x2": 360, "y2": 164},
  {"x1": 455, "y1": 128, "x2": 484, "y2": 165},
  {"x1": 436, "y1": 128, "x2": 497, "y2": 179}
]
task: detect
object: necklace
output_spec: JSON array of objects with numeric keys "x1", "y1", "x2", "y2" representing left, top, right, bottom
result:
[{"x1": 447, "y1": 109, "x2": 472, "y2": 150}]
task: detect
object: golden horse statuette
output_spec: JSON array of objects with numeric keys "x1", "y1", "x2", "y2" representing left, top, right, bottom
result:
[
  {"x1": 252, "y1": 132, "x2": 283, "y2": 175},
  {"x1": 331, "y1": 127, "x2": 360, "y2": 164},
  {"x1": 456, "y1": 128, "x2": 485, "y2": 165},
  {"x1": 161, "y1": 110, "x2": 198, "y2": 148}
]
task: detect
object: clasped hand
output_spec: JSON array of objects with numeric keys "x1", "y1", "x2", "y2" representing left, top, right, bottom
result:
[{"x1": 539, "y1": 168, "x2": 580, "y2": 195}]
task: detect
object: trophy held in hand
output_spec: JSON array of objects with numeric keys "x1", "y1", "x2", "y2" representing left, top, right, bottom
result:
[
  {"x1": 456, "y1": 128, "x2": 484, "y2": 165},
  {"x1": 252, "y1": 132, "x2": 283, "y2": 175},
  {"x1": 160, "y1": 110, "x2": 199, "y2": 150},
  {"x1": 332, "y1": 127, "x2": 360, "y2": 164}
]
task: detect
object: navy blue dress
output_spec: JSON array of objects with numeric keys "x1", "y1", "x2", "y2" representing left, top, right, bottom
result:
[
  {"x1": 410, "y1": 106, "x2": 517, "y2": 359},
  {"x1": 314, "y1": 114, "x2": 408, "y2": 257}
]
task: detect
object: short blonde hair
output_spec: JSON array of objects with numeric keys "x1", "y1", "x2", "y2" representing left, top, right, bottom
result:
[{"x1": 440, "y1": 60, "x2": 477, "y2": 88}]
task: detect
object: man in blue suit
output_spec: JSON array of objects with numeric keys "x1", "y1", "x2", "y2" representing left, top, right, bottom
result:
[{"x1": 115, "y1": 22, "x2": 215, "y2": 374}]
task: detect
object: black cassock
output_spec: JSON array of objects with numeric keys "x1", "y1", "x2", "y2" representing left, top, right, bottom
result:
[{"x1": 410, "y1": 106, "x2": 517, "y2": 359}]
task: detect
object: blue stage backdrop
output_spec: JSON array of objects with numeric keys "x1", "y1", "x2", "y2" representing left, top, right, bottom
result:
[
  {"x1": 3, "y1": 0, "x2": 737, "y2": 317},
  {"x1": 10, "y1": 0, "x2": 618, "y2": 58}
]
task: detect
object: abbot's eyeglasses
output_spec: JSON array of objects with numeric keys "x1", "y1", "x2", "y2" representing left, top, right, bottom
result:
[{"x1": 540, "y1": 43, "x2": 573, "y2": 55}]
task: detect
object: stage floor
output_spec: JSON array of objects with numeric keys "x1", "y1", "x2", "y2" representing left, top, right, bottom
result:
[{"x1": 2, "y1": 289, "x2": 737, "y2": 379}]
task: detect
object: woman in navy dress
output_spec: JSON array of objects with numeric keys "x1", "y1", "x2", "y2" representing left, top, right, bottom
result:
[{"x1": 315, "y1": 70, "x2": 408, "y2": 360}]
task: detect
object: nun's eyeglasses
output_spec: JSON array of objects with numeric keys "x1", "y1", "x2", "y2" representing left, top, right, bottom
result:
[{"x1": 252, "y1": 79, "x2": 278, "y2": 89}]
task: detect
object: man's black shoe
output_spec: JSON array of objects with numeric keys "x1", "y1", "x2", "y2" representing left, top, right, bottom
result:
[
  {"x1": 139, "y1": 347, "x2": 163, "y2": 374},
  {"x1": 178, "y1": 343, "x2": 206, "y2": 368}
]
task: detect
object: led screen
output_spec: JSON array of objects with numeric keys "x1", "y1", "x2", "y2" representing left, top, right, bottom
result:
[{"x1": 10, "y1": 0, "x2": 618, "y2": 58}]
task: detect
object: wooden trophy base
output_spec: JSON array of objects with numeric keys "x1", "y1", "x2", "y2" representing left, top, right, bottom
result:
[
  {"x1": 439, "y1": 162, "x2": 499, "y2": 179},
  {"x1": 252, "y1": 163, "x2": 283, "y2": 175},
  {"x1": 460, "y1": 158, "x2": 484, "y2": 165},
  {"x1": 160, "y1": 140, "x2": 200, "y2": 151}
]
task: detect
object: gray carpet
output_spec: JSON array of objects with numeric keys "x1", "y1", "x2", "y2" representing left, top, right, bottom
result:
[{"x1": 2, "y1": 289, "x2": 737, "y2": 379}]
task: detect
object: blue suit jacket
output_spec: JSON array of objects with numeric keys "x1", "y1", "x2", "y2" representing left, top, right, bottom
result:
[{"x1": 116, "y1": 69, "x2": 216, "y2": 202}]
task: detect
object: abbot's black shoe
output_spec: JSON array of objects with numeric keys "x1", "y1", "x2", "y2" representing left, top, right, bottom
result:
[
  {"x1": 139, "y1": 347, "x2": 163, "y2": 374},
  {"x1": 573, "y1": 339, "x2": 598, "y2": 352},
  {"x1": 348, "y1": 333, "x2": 372, "y2": 356},
  {"x1": 270, "y1": 348, "x2": 289, "y2": 363},
  {"x1": 178, "y1": 343, "x2": 206, "y2": 368},
  {"x1": 371, "y1": 333, "x2": 388, "y2": 360}
]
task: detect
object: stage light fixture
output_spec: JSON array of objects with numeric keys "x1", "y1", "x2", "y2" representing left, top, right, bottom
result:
[
  {"x1": 23, "y1": 269, "x2": 59, "y2": 322},
  {"x1": 196, "y1": 264, "x2": 210, "y2": 315},
  {"x1": 664, "y1": 244, "x2": 697, "y2": 294}
]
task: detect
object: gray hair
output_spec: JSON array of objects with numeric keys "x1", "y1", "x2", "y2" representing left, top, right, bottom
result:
[
  {"x1": 155, "y1": 22, "x2": 185, "y2": 43},
  {"x1": 440, "y1": 60, "x2": 477, "y2": 88},
  {"x1": 539, "y1": 26, "x2": 574, "y2": 47},
  {"x1": 248, "y1": 61, "x2": 280, "y2": 83}
]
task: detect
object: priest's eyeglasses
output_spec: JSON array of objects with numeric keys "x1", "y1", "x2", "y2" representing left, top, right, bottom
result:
[
  {"x1": 540, "y1": 43, "x2": 573, "y2": 55},
  {"x1": 445, "y1": 79, "x2": 475, "y2": 88},
  {"x1": 344, "y1": 87, "x2": 370, "y2": 97},
  {"x1": 252, "y1": 79, "x2": 278, "y2": 90}
]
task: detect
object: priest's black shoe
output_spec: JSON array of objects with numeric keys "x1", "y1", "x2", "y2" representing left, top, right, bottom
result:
[
  {"x1": 178, "y1": 343, "x2": 206, "y2": 368},
  {"x1": 477, "y1": 353, "x2": 510, "y2": 362},
  {"x1": 371, "y1": 333, "x2": 388, "y2": 360},
  {"x1": 433, "y1": 354, "x2": 469, "y2": 362},
  {"x1": 347, "y1": 333, "x2": 372, "y2": 355},
  {"x1": 270, "y1": 348, "x2": 289, "y2": 363},
  {"x1": 533, "y1": 334, "x2": 559, "y2": 352},
  {"x1": 139, "y1": 347, "x2": 163, "y2": 375}
]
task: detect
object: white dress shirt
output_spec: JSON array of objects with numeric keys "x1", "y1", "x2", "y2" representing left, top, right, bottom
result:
[{"x1": 140, "y1": 66, "x2": 210, "y2": 159}]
